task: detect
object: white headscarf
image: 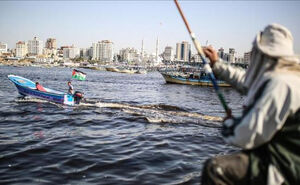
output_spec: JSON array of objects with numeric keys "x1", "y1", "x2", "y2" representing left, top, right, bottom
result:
[{"x1": 243, "y1": 23, "x2": 299, "y2": 106}]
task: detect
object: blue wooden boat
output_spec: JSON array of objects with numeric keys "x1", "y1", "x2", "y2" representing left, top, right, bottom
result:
[
  {"x1": 8, "y1": 75, "x2": 76, "y2": 106},
  {"x1": 160, "y1": 72, "x2": 230, "y2": 87}
]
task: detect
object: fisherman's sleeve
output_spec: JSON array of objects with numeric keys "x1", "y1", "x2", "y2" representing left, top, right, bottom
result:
[
  {"x1": 223, "y1": 79, "x2": 293, "y2": 149},
  {"x1": 213, "y1": 59, "x2": 247, "y2": 93}
]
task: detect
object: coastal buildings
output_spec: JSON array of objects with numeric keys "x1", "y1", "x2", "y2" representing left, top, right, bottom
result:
[
  {"x1": 218, "y1": 47, "x2": 225, "y2": 59},
  {"x1": 192, "y1": 54, "x2": 202, "y2": 63},
  {"x1": 217, "y1": 47, "x2": 237, "y2": 63},
  {"x1": 92, "y1": 40, "x2": 114, "y2": 62},
  {"x1": 175, "y1": 41, "x2": 191, "y2": 62},
  {"x1": 16, "y1": 41, "x2": 27, "y2": 58},
  {"x1": 244, "y1": 51, "x2": 251, "y2": 64},
  {"x1": 80, "y1": 48, "x2": 91, "y2": 59},
  {"x1": 63, "y1": 45, "x2": 79, "y2": 59},
  {"x1": 45, "y1": 38, "x2": 57, "y2": 49},
  {"x1": 141, "y1": 39, "x2": 144, "y2": 59},
  {"x1": 2, "y1": 35, "x2": 251, "y2": 66},
  {"x1": 155, "y1": 37, "x2": 160, "y2": 65},
  {"x1": 119, "y1": 48, "x2": 139, "y2": 63},
  {"x1": 228, "y1": 48, "x2": 235, "y2": 63},
  {"x1": 27, "y1": 37, "x2": 43, "y2": 55},
  {"x1": 162, "y1": 46, "x2": 174, "y2": 61},
  {"x1": 43, "y1": 48, "x2": 57, "y2": 58},
  {"x1": 0, "y1": 42, "x2": 8, "y2": 53}
]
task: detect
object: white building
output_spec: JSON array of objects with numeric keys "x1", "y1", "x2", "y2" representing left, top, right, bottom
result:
[
  {"x1": 28, "y1": 37, "x2": 43, "y2": 55},
  {"x1": 92, "y1": 40, "x2": 114, "y2": 62},
  {"x1": 192, "y1": 54, "x2": 201, "y2": 63},
  {"x1": 63, "y1": 46, "x2": 80, "y2": 59},
  {"x1": 35, "y1": 57, "x2": 54, "y2": 63},
  {"x1": 162, "y1": 46, "x2": 174, "y2": 61},
  {"x1": 0, "y1": 42, "x2": 8, "y2": 53},
  {"x1": 16, "y1": 41, "x2": 27, "y2": 58},
  {"x1": 119, "y1": 48, "x2": 139, "y2": 62}
]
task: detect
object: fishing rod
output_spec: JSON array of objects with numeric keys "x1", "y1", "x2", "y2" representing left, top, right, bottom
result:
[{"x1": 173, "y1": 0, "x2": 232, "y2": 117}]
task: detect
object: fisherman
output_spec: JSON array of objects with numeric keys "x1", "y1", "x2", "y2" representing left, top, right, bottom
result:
[
  {"x1": 68, "y1": 81, "x2": 74, "y2": 94},
  {"x1": 201, "y1": 23, "x2": 300, "y2": 185},
  {"x1": 35, "y1": 82, "x2": 46, "y2": 92}
]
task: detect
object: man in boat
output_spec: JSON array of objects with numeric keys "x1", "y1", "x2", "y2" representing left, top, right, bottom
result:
[
  {"x1": 201, "y1": 23, "x2": 300, "y2": 185},
  {"x1": 35, "y1": 82, "x2": 46, "y2": 92},
  {"x1": 68, "y1": 81, "x2": 74, "y2": 94}
]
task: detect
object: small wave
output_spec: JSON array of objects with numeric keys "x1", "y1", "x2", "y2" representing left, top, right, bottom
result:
[
  {"x1": 14, "y1": 97, "x2": 222, "y2": 125},
  {"x1": 65, "y1": 100, "x2": 222, "y2": 125},
  {"x1": 122, "y1": 109, "x2": 222, "y2": 128},
  {"x1": 14, "y1": 97, "x2": 63, "y2": 108},
  {"x1": 140, "y1": 104, "x2": 188, "y2": 112}
]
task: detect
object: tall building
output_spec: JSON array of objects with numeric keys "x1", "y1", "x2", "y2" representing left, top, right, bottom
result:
[
  {"x1": 218, "y1": 47, "x2": 224, "y2": 59},
  {"x1": 16, "y1": 41, "x2": 27, "y2": 58},
  {"x1": 175, "y1": 41, "x2": 191, "y2": 62},
  {"x1": 228, "y1": 48, "x2": 236, "y2": 63},
  {"x1": 176, "y1": 43, "x2": 181, "y2": 61},
  {"x1": 88, "y1": 47, "x2": 93, "y2": 58},
  {"x1": 162, "y1": 46, "x2": 174, "y2": 61},
  {"x1": 45, "y1": 38, "x2": 57, "y2": 49},
  {"x1": 141, "y1": 39, "x2": 144, "y2": 58},
  {"x1": 155, "y1": 37, "x2": 159, "y2": 62},
  {"x1": 63, "y1": 46, "x2": 79, "y2": 59},
  {"x1": 244, "y1": 51, "x2": 251, "y2": 64},
  {"x1": 92, "y1": 40, "x2": 114, "y2": 62},
  {"x1": 0, "y1": 42, "x2": 8, "y2": 53},
  {"x1": 27, "y1": 37, "x2": 43, "y2": 55},
  {"x1": 80, "y1": 48, "x2": 90, "y2": 59}
]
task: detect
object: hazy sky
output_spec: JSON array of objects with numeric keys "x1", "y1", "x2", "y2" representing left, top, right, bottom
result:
[{"x1": 0, "y1": 1, "x2": 299, "y2": 56}]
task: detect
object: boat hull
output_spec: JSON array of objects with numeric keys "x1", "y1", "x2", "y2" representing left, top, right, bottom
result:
[
  {"x1": 8, "y1": 75, "x2": 75, "y2": 106},
  {"x1": 119, "y1": 69, "x2": 136, "y2": 74},
  {"x1": 161, "y1": 73, "x2": 230, "y2": 87},
  {"x1": 105, "y1": 67, "x2": 120, "y2": 72}
]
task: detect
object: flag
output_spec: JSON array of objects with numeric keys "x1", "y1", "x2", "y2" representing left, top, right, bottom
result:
[{"x1": 72, "y1": 69, "x2": 86, "y2": 81}]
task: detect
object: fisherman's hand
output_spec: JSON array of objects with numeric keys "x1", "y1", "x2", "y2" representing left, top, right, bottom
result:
[{"x1": 203, "y1": 46, "x2": 219, "y2": 67}]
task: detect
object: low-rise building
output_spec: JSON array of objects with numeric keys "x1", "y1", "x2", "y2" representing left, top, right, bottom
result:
[{"x1": 0, "y1": 42, "x2": 8, "y2": 53}]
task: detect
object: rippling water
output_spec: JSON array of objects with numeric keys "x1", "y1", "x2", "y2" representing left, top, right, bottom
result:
[{"x1": 0, "y1": 66, "x2": 243, "y2": 184}]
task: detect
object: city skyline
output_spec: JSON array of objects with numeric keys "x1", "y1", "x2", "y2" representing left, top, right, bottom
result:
[{"x1": 1, "y1": 1, "x2": 300, "y2": 56}]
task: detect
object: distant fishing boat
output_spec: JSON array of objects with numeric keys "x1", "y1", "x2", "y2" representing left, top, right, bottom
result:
[
  {"x1": 118, "y1": 68, "x2": 136, "y2": 74},
  {"x1": 160, "y1": 72, "x2": 230, "y2": 87},
  {"x1": 8, "y1": 75, "x2": 84, "y2": 106},
  {"x1": 105, "y1": 66, "x2": 120, "y2": 72}
]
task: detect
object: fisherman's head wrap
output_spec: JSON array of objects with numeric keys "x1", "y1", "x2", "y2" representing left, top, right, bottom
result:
[{"x1": 243, "y1": 23, "x2": 300, "y2": 105}]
